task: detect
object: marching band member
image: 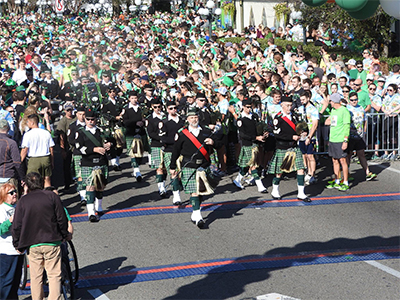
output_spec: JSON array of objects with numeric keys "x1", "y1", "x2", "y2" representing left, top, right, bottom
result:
[
  {"x1": 267, "y1": 96, "x2": 312, "y2": 202},
  {"x1": 75, "y1": 109, "x2": 111, "y2": 222}
]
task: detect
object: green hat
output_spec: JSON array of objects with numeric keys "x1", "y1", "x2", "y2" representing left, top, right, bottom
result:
[
  {"x1": 198, "y1": 38, "x2": 206, "y2": 46},
  {"x1": 51, "y1": 56, "x2": 59, "y2": 61},
  {"x1": 5, "y1": 79, "x2": 16, "y2": 86},
  {"x1": 222, "y1": 76, "x2": 235, "y2": 87},
  {"x1": 16, "y1": 86, "x2": 26, "y2": 92}
]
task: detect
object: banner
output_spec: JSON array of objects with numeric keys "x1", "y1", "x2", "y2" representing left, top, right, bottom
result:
[{"x1": 55, "y1": 0, "x2": 64, "y2": 14}]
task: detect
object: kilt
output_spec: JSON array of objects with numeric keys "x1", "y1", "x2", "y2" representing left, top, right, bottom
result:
[
  {"x1": 267, "y1": 147, "x2": 304, "y2": 174},
  {"x1": 72, "y1": 155, "x2": 82, "y2": 178},
  {"x1": 81, "y1": 165, "x2": 109, "y2": 188},
  {"x1": 181, "y1": 167, "x2": 198, "y2": 194},
  {"x1": 126, "y1": 135, "x2": 144, "y2": 158},
  {"x1": 237, "y1": 144, "x2": 256, "y2": 168},
  {"x1": 163, "y1": 151, "x2": 172, "y2": 172},
  {"x1": 150, "y1": 147, "x2": 163, "y2": 169}
]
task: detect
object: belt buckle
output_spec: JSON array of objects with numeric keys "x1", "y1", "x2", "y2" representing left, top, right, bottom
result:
[{"x1": 195, "y1": 159, "x2": 203, "y2": 165}]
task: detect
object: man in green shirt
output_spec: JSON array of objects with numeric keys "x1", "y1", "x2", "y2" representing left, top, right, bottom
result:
[
  {"x1": 325, "y1": 93, "x2": 351, "y2": 191},
  {"x1": 354, "y1": 78, "x2": 371, "y2": 112}
]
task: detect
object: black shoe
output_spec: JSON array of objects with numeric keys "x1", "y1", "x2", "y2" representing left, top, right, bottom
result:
[
  {"x1": 298, "y1": 197, "x2": 312, "y2": 203},
  {"x1": 113, "y1": 165, "x2": 121, "y2": 171},
  {"x1": 159, "y1": 191, "x2": 167, "y2": 198},
  {"x1": 271, "y1": 195, "x2": 281, "y2": 200},
  {"x1": 173, "y1": 201, "x2": 182, "y2": 206},
  {"x1": 97, "y1": 211, "x2": 105, "y2": 217},
  {"x1": 89, "y1": 215, "x2": 99, "y2": 222},
  {"x1": 80, "y1": 200, "x2": 87, "y2": 206},
  {"x1": 136, "y1": 175, "x2": 142, "y2": 182},
  {"x1": 195, "y1": 219, "x2": 205, "y2": 229},
  {"x1": 259, "y1": 189, "x2": 268, "y2": 194}
]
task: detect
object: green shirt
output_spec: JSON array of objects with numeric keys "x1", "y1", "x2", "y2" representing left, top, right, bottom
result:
[
  {"x1": 329, "y1": 105, "x2": 350, "y2": 143},
  {"x1": 357, "y1": 90, "x2": 371, "y2": 109}
]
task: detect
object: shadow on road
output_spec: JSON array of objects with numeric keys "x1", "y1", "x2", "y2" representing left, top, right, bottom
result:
[{"x1": 163, "y1": 235, "x2": 399, "y2": 299}]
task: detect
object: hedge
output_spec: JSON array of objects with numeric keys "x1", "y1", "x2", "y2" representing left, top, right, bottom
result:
[{"x1": 219, "y1": 37, "x2": 400, "y2": 69}]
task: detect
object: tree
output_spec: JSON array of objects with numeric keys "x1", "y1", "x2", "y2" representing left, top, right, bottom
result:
[{"x1": 295, "y1": 1, "x2": 395, "y2": 55}]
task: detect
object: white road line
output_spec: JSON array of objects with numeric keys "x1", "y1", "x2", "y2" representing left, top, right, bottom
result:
[
  {"x1": 369, "y1": 163, "x2": 400, "y2": 174},
  {"x1": 88, "y1": 289, "x2": 111, "y2": 300},
  {"x1": 365, "y1": 260, "x2": 400, "y2": 279}
]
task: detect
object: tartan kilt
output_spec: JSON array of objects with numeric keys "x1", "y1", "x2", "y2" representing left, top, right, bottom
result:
[
  {"x1": 267, "y1": 147, "x2": 304, "y2": 174},
  {"x1": 181, "y1": 167, "x2": 198, "y2": 194},
  {"x1": 150, "y1": 147, "x2": 163, "y2": 169},
  {"x1": 237, "y1": 145, "x2": 255, "y2": 168},
  {"x1": 72, "y1": 155, "x2": 82, "y2": 178},
  {"x1": 163, "y1": 151, "x2": 172, "y2": 172},
  {"x1": 81, "y1": 165, "x2": 109, "y2": 188}
]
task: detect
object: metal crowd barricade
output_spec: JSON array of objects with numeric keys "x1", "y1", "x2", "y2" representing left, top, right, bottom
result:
[
  {"x1": 365, "y1": 112, "x2": 399, "y2": 153},
  {"x1": 314, "y1": 112, "x2": 399, "y2": 155}
]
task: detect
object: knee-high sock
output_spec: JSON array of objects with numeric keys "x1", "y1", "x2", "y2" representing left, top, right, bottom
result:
[{"x1": 190, "y1": 196, "x2": 200, "y2": 210}]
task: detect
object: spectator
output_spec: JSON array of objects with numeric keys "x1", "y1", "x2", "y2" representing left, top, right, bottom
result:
[
  {"x1": 0, "y1": 183, "x2": 23, "y2": 300},
  {"x1": 12, "y1": 172, "x2": 70, "y2": 300}
]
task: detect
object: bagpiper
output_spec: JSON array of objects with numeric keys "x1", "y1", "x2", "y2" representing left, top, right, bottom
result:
[
  {"x1": 170, "y1": 107, "x2": 220, "y2": 228},
  {"x1": 75, "y1": 109, "x2": 111, "y2": 222},
  {"x1": 267, "y1": 96, "x2": 311, "y2": 202}
]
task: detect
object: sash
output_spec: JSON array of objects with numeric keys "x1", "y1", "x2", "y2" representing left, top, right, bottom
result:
[
  {"x1": 182, "y1": 128, "x2": 210, "y2": 162},
  {"x1": 80, "y1": 128, "x2": 102, "y2": 147},
  {"x1": 282, "y1": 116, "x2": 296, "y2": 132}
]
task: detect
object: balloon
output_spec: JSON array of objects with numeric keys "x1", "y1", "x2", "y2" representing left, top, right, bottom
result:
[
  {"x1": 347, "y1": 0, "x2": 380, "y2": 20},
  {"x1": 380, "y1": 0, "x2": 400, "y2": 19},
  {"x1": 302, "y1": 0, "x2": 327, "y2": 7},
  {"x1": 335, "y1": 0, "x2": 368, "y2": 12}
]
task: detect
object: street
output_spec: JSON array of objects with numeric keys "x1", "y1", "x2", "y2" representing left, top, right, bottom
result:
[{"x1": 21, "y1": 150, "x2": 400, "y2": 300}]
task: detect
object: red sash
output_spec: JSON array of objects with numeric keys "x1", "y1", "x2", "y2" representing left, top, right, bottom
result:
[
  {"x1": 282, "y1": 116, "x2": 296, "y2": 132},
  {"x1": 182, "y1": 128, "x2": 210, "y2": 162}
]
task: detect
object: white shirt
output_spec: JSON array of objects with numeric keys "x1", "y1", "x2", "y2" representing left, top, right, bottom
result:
[
  {"x1": 21, "y1": 128, "x2": 55, "y2": 157},
  {"x1": 188, "y1": 125, "x2": 201, "y2": 137},
  {"x1": 0, "y1": 203, "x2": 19, "y2": 255}
]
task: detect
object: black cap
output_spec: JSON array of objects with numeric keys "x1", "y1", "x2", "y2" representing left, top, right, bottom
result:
[
  {"x1": 76, "y1": 105, "x2": 86, "y2": 112},
  {"x1": 242, "y1": 97, "x2": 252, "y2": 106},
  {"x1": 186, "y1": 107, "x2": 199, "y2": 117},
  {"x1": 166, "y1": 99, "x2": 175, "y2": 107},
  {"x1": 85, "y1": 109, "x2": 97, "y2": 118},
  {"x1": 281, "y1": 96, "x2": 293, "y2": 103},
  {"x1": 196, "y1": 92, "x2": 206, "y2": 99},
  {"x1": 151, "y1": 97, "x2": 162, "y2": 106}
]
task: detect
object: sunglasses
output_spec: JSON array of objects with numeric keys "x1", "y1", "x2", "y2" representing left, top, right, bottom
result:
[
  {"x1": 198, "y1": 99, "x2": 206, "y2": 102},
  {"x1": 86, "y1": 117, "x2": 96, "y2": 121},
  {"x1": 7, "y1": 110, "x2": 15, "y2": 113},
  {"x1": 244, "y1": 105, "x2": 252, "y2": 108},
  {"x1": 7, "y1": 189, "x2": 17, "y2": 195},
  {"x1": 343, "y1": 90, "x2": 350, "y2": 93},
  {"x1": 248, "y1": 90, "x2": 255, "y2": 93},
  {"x1": 350, "y1": 98, "x2": 358, "y2": 102},
  {"x1": 153, "y1": 105, "x2": 161, "y2": 108},
  {"x1": 357, "y1": 66, "x2": 363, "y2": 68},
  {"x1": 168, "y1": 106, "x2": 177, "y2": 110},
  {"x1": 387, "y1": 89, "x2": 394, "y2": 92},
  {"x1": 307, "y1": 69, "x2": 314, "y2": 71},
  {"x1": 369, "y1": 88, "x2": 376, "y2": 91},
  {"x1": 354, "y1": 84, "x2": 361, "y2": 86}
]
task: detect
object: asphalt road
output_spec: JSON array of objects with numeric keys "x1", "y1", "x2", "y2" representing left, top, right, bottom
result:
[{"x1": 20, "y1": 148, "x2": 400, "y2": 300}]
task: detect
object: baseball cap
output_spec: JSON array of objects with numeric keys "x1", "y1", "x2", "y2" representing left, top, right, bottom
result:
[
  {"x1": 215, "y1": 86, "x2": 228, "y2": 96},
  {"x1": 330, "y1": 93, "x2": 341, "y2": 103},
  {"x1": 0, "y1": 119, "x2": 9, "y2": 130},
  {"x1": 64, "y1": 103, "x2": 74, "y2": 110},
  {"x1": 366, "y1": 74, "x2": 374, "y2": 81},
  {"x1": 346, "y1": 59, "x2": 356, "y2": 66},
  {"x1": 377, "y1": 76, "x2": 386, "y2": 82}
]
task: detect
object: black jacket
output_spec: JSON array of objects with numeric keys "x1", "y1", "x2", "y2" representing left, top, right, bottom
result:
[
  {"x1": 170, "y1": 125, "x2": 218, "y2": 169},
  {"x1": 75, "y1": 127, "x2": 108, "y2": 167},
  {"x1": 159, "y1": 115, "x2": 185, "y2": 152},
  {"x1": 12, "y1": 189, "x2": 69, "y2": 252}
]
